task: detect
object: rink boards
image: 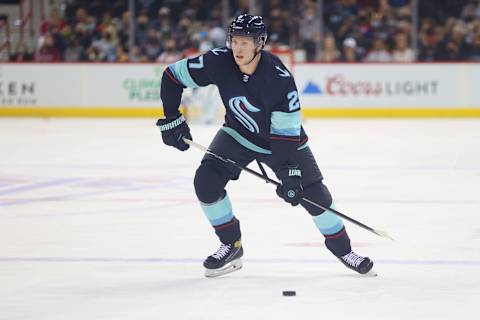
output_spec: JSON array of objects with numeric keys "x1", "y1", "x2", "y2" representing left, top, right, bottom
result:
[{"x1": 1, "y1": 62, "x2": 480, "y2": 117}]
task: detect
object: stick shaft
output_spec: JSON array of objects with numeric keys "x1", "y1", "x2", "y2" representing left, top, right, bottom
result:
[{"x1": 184, "y1": 138, "x2": 390, "y2": 239}]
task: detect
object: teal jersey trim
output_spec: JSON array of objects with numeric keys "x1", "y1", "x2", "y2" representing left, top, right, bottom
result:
[
  {"x1": 201, "y1": 194, "x2": 234, "y2": 226},
  {"x1": 270, "y1": 111, "x2": 301, "y2": 136},
  {"x1": 168, "y1": 59, "x2": 200, "y2": 88},
  {"x1": 221, "y1": 127, "x2": 308, "y2": 154},
  {"x1": 312, "y1": 203, "x2": 344, "y2": 236},
  {"x1": 221, "y1": 127, "x2": 272, "y2": 154}
]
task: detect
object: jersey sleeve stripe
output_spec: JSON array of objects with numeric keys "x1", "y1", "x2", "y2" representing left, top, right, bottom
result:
[
  {"x1": 270, "y1": 127, "x2": 300, "y2": 136},
  {"x1": 270, "y1": 111, "x2": 301, "y2": 136},
  {"x1": 168, "y1": 58, "x2": 200, "y2": 88}
]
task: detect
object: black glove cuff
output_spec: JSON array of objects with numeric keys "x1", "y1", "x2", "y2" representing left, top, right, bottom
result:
[{"x1": 156, "y1": 114, "x2": 185, "y2": 132}]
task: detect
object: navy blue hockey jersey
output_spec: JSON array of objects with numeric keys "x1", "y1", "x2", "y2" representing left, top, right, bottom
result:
[{"x1": 162, "y1": 48, "x2": 308, "y2": 165}]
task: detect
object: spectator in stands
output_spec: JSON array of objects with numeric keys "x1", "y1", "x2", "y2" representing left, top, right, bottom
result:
[
  {"x1": 95, "y1": 11, "x2": 114, "y2": 36},
  {"x1": 299, "y1": 6, "x2": 322, "y2": 62},
  {"x1": 157, "y1": 39, "x2": 182, "y2": 63},
  {"x1": 11, "y1": 42, "x2": 34, "y2": 62},
  {"x1": 91, "y1": 26, "x2": 118, "y2": 62},
  {"x1": 340, "y1": 37, "x2": 363, "y2": 61},
  {"x1": 12, "y1": 0, "x2": 480, "y2": 63},
  {"x1": 324, "y1": 0, "x2": 358, "y2": 39},
  {"x1": 116, "y1": 10, "x2": 131, "y2": 50},
  {"x1": 392, "y1": 32, "x2": 415, "y2": 62},
  {"x1": 129, "y1": 45, "x2": 148, "y2": 62},
  {"x1": 64, "y1": 34, "x2": 84, "y2": 62},
  {"x1": 418, "y1": 17, "x2": 438, "y2": 61},
  {"x1": 208, "y1": 25, "x2": 227, "y2": 48},
  {"x1": 197, "y1": 30, "x2": 214, "y2": 53},
  {"x1": 40, "y1": 8, "x2": 66, "y2": 35},
  {"x1": 434, "y1": 23, "x2": 470, "y2": 61},
  {"x1": 151, "y1": 7, "x2": 174, "y2": 41},
  {"x1": 135, "y1": 11, "x2": 150, "y2": 47},
  {"x1": 267, "y1": 8, "x2": 291, "y2": 47},
  {"x1": 72, "y1": 7, "x2": 89, "y2": 26},
  {"x1": 80, "y1": 46, "x2": 103, "y2": 62},
  {"x1": 364, "y1": 36, "x2": 392, "y2": 61},
  {"x1": 175, "y1": 11, "x2": 197, "y2": 50},
  {"x1": 320, "y1": 33, "x2": 341, "y2": 62},
  {"x1": 35, "y1": 34, "x2": 62, "y2": 62},
  {"x1": 116, "y1": 45, "x2": 130, "y2": 62},
  {"x1": 143, "y1": 28, "x2": 162, "y2": 61},
  {"x1": 468, "y1": 32, "x2": 480, "y2": 61}
]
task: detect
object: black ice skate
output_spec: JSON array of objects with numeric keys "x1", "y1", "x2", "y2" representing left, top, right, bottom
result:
[
  {"x1": 339, "y1": 251, "x2": 377, "y2": 276},
  {"x1": 204, "y1": 240, "x2": 243, "y2": 278}
]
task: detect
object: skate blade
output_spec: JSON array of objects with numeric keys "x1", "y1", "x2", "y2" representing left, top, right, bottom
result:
[
  {"x1": 204, "y1": 259, "x2": 243, "y2": 278},
  {"x1": 363, "y1": 268, "x2": 378, "y2": 277}
]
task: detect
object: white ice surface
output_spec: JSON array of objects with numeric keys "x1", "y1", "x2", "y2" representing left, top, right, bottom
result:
[{"x1": 0, "y1": 118, "x2": 479, "y2": 320}]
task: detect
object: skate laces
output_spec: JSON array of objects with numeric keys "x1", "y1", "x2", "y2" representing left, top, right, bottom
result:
[
  {"x1": 212, "y1": 244, "x2": 232, "y2": 260},
  {"x1": 341, "y1": 251, "x2": 364, "y2": 268}
]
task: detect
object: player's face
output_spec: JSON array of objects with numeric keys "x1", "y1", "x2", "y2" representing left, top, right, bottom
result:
[{"x1": 231, "y1": 36, "x2": 257, "y2": 65}]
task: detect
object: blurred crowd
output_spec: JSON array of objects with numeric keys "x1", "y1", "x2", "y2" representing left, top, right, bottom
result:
[{"x1": 9, "y1": 0, "x2": 480, "y2": 63}]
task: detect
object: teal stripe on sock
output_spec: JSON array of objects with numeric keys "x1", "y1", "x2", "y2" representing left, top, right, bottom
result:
[
  {"x1": 312, "y1": 203, "x2": 344, "y2": 236},
  {"x1": 201, "y1": 194, "x2": 234, "y2": 226}
]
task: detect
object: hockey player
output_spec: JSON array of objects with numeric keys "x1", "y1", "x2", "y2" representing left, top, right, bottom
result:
[{"x1": 157, "y1": 14, "x2": 375, "y2": 277}]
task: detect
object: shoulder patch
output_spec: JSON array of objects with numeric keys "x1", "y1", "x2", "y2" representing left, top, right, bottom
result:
[
  {"x1": 211, "y1": 48, "x2": 229, "y2": 56},
  {"x1": 275, "y1": 65, "x2": 290, "y2": 78}
]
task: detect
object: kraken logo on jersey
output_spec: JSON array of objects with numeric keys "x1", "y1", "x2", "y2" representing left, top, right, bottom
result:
[{"x1": 228, "y1": 96, "x2": 260, "y2": 133}]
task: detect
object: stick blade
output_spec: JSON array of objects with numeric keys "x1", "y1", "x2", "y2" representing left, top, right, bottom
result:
[{"x1": 374, "y1": 229, "x2": 395, "y2": 241}]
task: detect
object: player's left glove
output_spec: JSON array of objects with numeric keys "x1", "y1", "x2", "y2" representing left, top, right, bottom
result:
[
  {"x1": 156, "y1": 114, "x2": 192, "y2": 151},
  {"x1": 275, "y1": 165, "x2": 303, "y2": 206}
]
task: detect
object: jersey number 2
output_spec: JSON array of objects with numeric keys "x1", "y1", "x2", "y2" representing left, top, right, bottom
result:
[{"x1": 287, "y1": 91, "x2": 300, "y2": 111}]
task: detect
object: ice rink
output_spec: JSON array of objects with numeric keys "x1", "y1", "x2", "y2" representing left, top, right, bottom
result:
[{"x1": 1, "y1": 118, "x2": 479, "y2": 320}]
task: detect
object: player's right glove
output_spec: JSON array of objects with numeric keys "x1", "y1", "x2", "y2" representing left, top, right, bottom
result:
[
  {"x1": 156, "y1": 114, "x2": 192, "y2": 151},
  {"x1": 275, "y1": 165, "x2": 303, "y2": 206}
]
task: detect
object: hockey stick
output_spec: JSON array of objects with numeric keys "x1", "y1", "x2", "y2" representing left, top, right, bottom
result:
[{"x1": 183, "y1": 138, "x2": 393, "y2": 240}]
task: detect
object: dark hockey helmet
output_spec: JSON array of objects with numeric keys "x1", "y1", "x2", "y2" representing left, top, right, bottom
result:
[{"x1": 227, "y1": 14, "x2": 268, "y2": 49}]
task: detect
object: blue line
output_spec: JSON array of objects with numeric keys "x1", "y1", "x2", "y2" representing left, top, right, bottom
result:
[
  {"x1": 0, "y1": 257, "x2": 479, "y2": 266},
  {"x1": 0, "y1": 178, "x2": 84, "y2": 196},
  {"x1": 0, "y1": 180, "x2": 191, "y2": 207},
  {"x1": 0, "y1": 202, "x2": 186, "y2": 220}
]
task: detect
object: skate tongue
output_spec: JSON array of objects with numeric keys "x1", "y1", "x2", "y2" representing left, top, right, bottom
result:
[
  {"x1": 212, "y1": 244, "x2": 231, "y2": 260},
  {"x1": 342, "y1": 251, "x2": 364, "y2": 268}
]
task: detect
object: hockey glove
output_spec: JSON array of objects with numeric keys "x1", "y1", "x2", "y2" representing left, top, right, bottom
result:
[
  {"x1": 275, "y1": 166, "x2": 303, "y2": 206},
  {"x1": 156, "y1": 114, "x2": 192, "y2": 151}
]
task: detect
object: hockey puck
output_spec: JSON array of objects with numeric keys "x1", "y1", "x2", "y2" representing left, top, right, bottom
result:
[{"x1": 282, "y1": 290, "x2": 296, "y2": 297}]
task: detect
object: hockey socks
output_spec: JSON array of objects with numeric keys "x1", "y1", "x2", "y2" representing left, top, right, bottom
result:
[
  {"x1": 200, "y1": 193, "x2": 241, "y2": 244},
  {"x1": 312, "y1": 203, "x2": 352, "y2": 257}
]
